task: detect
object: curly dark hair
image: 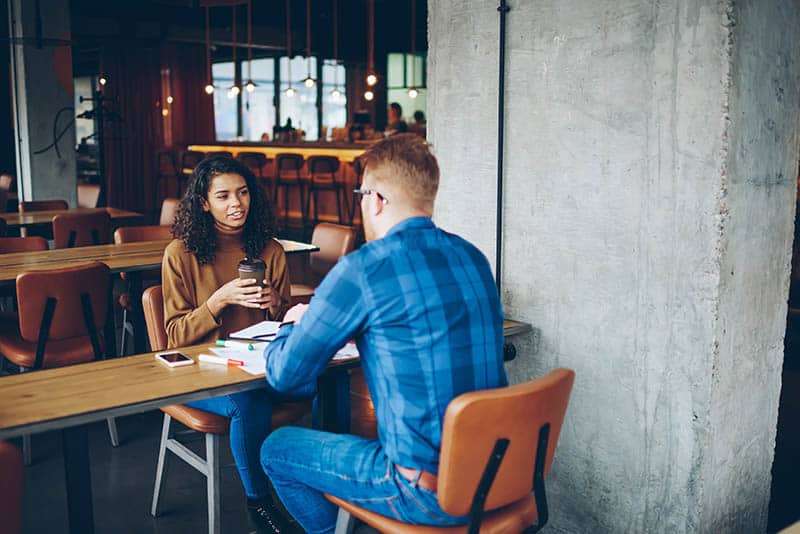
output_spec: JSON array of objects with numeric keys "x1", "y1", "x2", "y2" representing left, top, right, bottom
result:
[{"x1": 172, "y1": 155, "x2": 276, "y2": 265}]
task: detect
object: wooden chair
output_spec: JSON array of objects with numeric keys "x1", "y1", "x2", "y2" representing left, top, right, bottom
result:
[
  {"x1": 273, "y1": 153, "x2": 306, "y2": 232},
  {"x1": 77, "y1": 183, "x2": 102, "y2": 208},
  {"x1": 0, "y1": 441, "x2": 23, "y2": 534},
  {"x1": 290, "y1": 223, "x2": 358, "y2": 304},
  {"x1": 306, "y1": 156, "x2": 345, "y2": 226},
  {"x1": 18, "y1": 200, "x2": 68, "y2": 238},
  {"x1": 0, "y1": 262, "x2": 116, "y2": 463},
  {"x1": 52, "y1": 211, "x2": 111, "y2": 249},
  {"x1": 114, "y1": 225, "x2": 173, "y2": 354},
  {"x1": 327, "y1": 368, "x2": 576, "y2": 534},
  {"x1": 159, "y1": 197, "x2": 180, "y2": 227},
  {"x1": 142, "y1": 286, "x2": 311, "y2": 534}
]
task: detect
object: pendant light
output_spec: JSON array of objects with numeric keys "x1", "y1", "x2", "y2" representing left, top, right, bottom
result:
[
  {"x1": 302, "y1": 0, "x2": 316, "y2": 88},
  {"x1": 365, "y1": 0, "x2": 377, "y2": 89},
  {"x1": 204, "y1": 6, "x2": 215, "y2": 94},
  {"x1": 407, "y1": 0, "x2": 418, "y2": 99},
  {"x1": 227, "y1": 5, "x2": 240, "y2": 99},
  {"x1": 244, "y1": 0, "x2": 257, "y2": 93},
  {"x1": 284, "y1": 0, "x2": 296, "y2": 97},
  {"x1": 330, "y1": 0, "x2": 342, "y2": 101}
]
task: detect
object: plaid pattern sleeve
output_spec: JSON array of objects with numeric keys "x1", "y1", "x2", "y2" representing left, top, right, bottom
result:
[{"x1": 264, "y1": 217, "x2": 506, "y2": 473}]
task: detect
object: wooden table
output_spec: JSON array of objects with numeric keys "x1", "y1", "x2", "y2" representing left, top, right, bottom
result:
[{"x1": 0, "y1": 207, "x2": 143, "y2": 230}]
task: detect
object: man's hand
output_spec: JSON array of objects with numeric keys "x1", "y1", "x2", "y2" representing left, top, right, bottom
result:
[{"x1": 282, "y1": 303, "x2": 309, "y2": 325}]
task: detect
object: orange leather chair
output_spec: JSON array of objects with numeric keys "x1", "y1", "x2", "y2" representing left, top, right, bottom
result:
[
  {"x1": 18, "y1": 199, "x2": 68, "y2": 238},
  {"x1": 0, "y1": 441, "x2": 23, "y2": 534},
  {"x1": 290, "y1": 223, "x2": 358, "y2": 304},
  {"x1": 159, "y1": 197, "x2": 180, "y2": 227},
  {"x1": 0, "y1": 262, "x2": 113, "y2": 463},
  {"x1": 306, "y1": 156, "x2": 345, "y2": 226},
  {"x1": 273, "y1": 153, "x2": 306, "y2": 231},
  {"x1": 327, "y1": 368, "x2": 575, "y2": 534},
  {"x1": 142, "y1": 285, "x2": 311, "y2": 534},
  {"x1": 0, "y1": 237, "x2": 48, "y2": 254},
  {"x1": 52, "y1": 211, "x2": 111, "y2": 249},
  {"x1": 77, "y1": 183, "x2": 102, "y2": 208}
]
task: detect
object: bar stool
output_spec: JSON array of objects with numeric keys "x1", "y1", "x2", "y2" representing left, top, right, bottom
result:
[
  {"x1": 206, "y1": 151, "x2": 233, "y2": 158},
  {"x1": 237, "y1": 152, "x2": 271, "y2": 198},
  {"x1": 154, "y1": 149, "x2": 179, "y2": 208},
  {"x1": 348, "y1": 157, "x2": 365, "y2": 225},
  {"x1": 0, "y1": 262, "x2": 115, "y2": 464},
  {"x1": 306, "y1": 156, "x2": 345, "y2": 226},
  {"x1": 327, "y1": 369, "x2": 576, "y2": 534},
  {"x1": 77, "y1": 183, "x2": 102, "y2": 208},
  {"x1": 273, "y1": 153, "x2": 306, "y2": 232},
  {"x1": 52, "y1": 211, "x2": 111, "y2": 249},
  {"x1": 179, "y1": 150, "x2": 205, "y2": 196},
  {"x1": 142, "y1": 285, "x2": 311, "y2": 534}
]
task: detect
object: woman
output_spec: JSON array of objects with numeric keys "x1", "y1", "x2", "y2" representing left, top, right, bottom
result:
[{"x1": 162, "y1": 155, "x2": 290, "y2": 530}]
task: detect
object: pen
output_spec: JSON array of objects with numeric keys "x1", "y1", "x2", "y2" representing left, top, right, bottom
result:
[
  {"x1": 216, "y1": 339, "x2": 255, "y2": 350},
  {"x1": 199, "y1": 354, "x2": 245, "y2": 366}
]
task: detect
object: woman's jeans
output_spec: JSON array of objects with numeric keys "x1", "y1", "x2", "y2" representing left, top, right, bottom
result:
[
  {"x1": 187, "y1": 389, "x2": 272, "y2": 498},
  {"x1": 260, "y1": 427, "x2": 465, "y2": 534}
]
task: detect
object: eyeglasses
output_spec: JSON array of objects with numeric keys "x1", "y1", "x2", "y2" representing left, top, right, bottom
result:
[{"x1": 353, "y1": 188, "x2": 388, "y2": 204}]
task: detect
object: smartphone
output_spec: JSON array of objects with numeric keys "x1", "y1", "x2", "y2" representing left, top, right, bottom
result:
[{"x1": 155, "y1": 351, "x2": 195, "y2": 368}]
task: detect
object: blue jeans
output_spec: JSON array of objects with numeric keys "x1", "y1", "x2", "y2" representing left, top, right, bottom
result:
[
  {"x1": 187, "y1": 389, "x2": 272, "y2": 498},
  {"x1": 260, "y1": 427, "x2": 466, "y2": 534}
]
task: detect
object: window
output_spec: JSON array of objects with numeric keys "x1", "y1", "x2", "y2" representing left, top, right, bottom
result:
[
  {"x1": 212, "y1": 62, "x2": 237, "y2": 141},
  {"x1": 279, "y1": 55, "x2": 318, "y2": 141},
  {"x1": 387, "y1": 53, "x2": 427, "y2": 127},
  {"x1": 241, "y1": 58, "x2": 276, "y2": 141},
  {"x1": 74, "y1": 76, "x2": 96, "y2": 145},
  {"x1": 321, "y1": 60, "x2": 347, "y2": 139}
]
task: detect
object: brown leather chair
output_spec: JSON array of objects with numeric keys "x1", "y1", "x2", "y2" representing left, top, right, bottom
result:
[
  {"x1": 142, "y1": 285, "x2": 311, "y2": 534},
  {"x1": 306, "y1": 156, "x2": 345, "y2": 226},
  {"x1": 159, "y1": 197, "x2": 180, "y2": 227},
  {"x1": 273, "y1": 153, "x2": 307, "y2": 231},
  {"x1": 290, "y1": 223, "x2": 358, "y2": 304},
  {"x1": 0, "y1": 173, "x2": 14, "y2": 192},
  {"x1": 327, "y1": 368, "x2": 576, "y2": 534},
  {"x1": 0, "y1": 236, "x2": 48, "y2": 254},
  {"x1": 0, "y1": 262, "x2": 113, "y2": 463},
  {"x1": 18, "y1": 200, "x2": 68, "y2": 238},
  {"x1": 77, "y1": 183, "x2": 102, "y2": 208},
  {"x1": 114, "y1": 225, "x2": 173, "y2": 353},
  {"x1": 0, "y1": 441, "x2": 23, "y2": 534},
  {"x1": 237, "y1": 151, "x2": 269, "y2": 177},
  {"x1": 52, "y1": 211, "x2": 111, "y2": 249}
]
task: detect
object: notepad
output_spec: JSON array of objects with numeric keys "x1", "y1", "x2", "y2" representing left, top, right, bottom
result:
[
  {"x1": 207, "y1": 344, "x2": 268, "y2": 375},
  {"x1": 229, "y1": 320, "x2": 282, "y2": 341}
]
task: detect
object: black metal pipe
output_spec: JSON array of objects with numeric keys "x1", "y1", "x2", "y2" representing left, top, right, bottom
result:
[{"x1": 496, "y1": 0, "x2": 510, "y2": 294}]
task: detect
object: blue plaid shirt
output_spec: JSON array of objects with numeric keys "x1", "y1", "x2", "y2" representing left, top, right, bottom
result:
[{"x1": 264, "y1": 217, "x2": 507, "y2": 473}]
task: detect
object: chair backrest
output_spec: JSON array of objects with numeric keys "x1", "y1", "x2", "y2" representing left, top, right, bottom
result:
[
  {"x1": 0, "y1": 441, "x2": 23, "y2": 534},
  {"x1": 156, "y1": 148, "x2": 178, "y2": 176},
  {"x1": 309, "y1": 223, "x2": 358, "y2": 278},
  {"x1": 18, "y1": 199, "x2": 68, "y2": 213},
  {"x1": 180, "y1": 150, "x2": 205, "y2": 171},
  {"x1": 159, "y1": 197, "x2": 180, "y2": 226},
  {"x1": 77, "y1": 183, "x2": 102, "y2": 208},
  {"x1": 437, "y1": 368, "x2": 575, "y2": 517},
  {"x1": 52, "y1": 211, "x2": 111, "y2": 248},
  {"x1": 275, "y1": 153, "x2": 304, "y2": 177},
  {"x1": 237, "y1": 151, "x2": 268, "y2": 175},
  {"x1": 114, "y1": 225, "x2": 173, "y2": 244},
  {"x1": 206, "y1": 151, "x2": 233, "y2": 159},
  {"x1": 0, "y1": 236, "x2": 49, "y2": 253},
  {"x1": 142, "y1": 285, "x2": 167, "y2": 352},
  {"x1": 0, "y1": 173, "x2": 14, "y2": 191},
  {"x1": 307, "y1": 156, "x2": 340, "y2": 183},
  {"x1": 16, "y1": 262, "x2": 110, "y2": 367}
]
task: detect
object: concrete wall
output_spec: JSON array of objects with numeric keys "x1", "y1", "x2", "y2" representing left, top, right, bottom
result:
[{"x1": 428, "y1": 1, "x2": 800, "y2": 532}]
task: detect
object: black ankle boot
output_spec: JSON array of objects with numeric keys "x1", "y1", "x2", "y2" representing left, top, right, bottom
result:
[{"x1": 247, "y1": 497, "x2": 301, "y2": 534}]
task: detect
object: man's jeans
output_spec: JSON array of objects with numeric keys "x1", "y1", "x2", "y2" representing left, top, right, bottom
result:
[
  {"x1": 260, "y1": 427, "x2": 466, "y2": 534},
  {"x1": 187, "y1": 389, "x2": 272, "y2": 498}
]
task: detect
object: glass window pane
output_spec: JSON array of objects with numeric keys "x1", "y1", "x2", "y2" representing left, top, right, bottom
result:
[
  {"x1": 387, "y1": 53, "x2": 405, "y2": 88},
  {"x1": 387, "y1": 88, "x2": 427, "y2": 127},
  {"x1": 279, "y1": 55, "x2": 318, "y2": 140},
  {"x1": 242, "y1": 58, "x2": 276, "y2": 141},
  {"x1": 74, "y1": 76, "x2": 96, "y2": 145},
  {"x1": 212, "y1": 61, "x2": 237, "y2": 140},
  {"x1": 321, "y1": 60, "x2": 347, "y2": 138}
]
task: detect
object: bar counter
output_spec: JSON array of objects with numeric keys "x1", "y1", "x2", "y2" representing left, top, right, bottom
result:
[{"x1": 188, "y1": 141, "x2": 372, "y2": 163}]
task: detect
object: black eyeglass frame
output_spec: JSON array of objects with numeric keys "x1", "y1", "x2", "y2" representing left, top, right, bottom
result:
[{"x1": 353, "y1": 188, "x2": 388, "y2": 204}]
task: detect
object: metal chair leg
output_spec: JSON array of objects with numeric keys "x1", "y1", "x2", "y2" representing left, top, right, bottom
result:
[
  {"x1": 334, "y1": 508, "x2": 357, "y2": 534},
  {"x1": 151, "y1": 414, "x2": 172, "y2": 517},
  {"x1": 206, "y1": 433, "x2": 221, "y2": 534},
  {"x1": 107, "y1": 418, "x2": 120, "y2": 447},
  {"x1": 22, "y1": 434, "x2": 31, "y2": 466}
]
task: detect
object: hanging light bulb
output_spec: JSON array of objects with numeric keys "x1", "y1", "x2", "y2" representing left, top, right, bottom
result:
[
  {"x1": 205, "y1": 83, "x2": 215, "y2": 95},
  {"x1": 366, "y1": 73, "x2": 377, "y2": 86},
  {"x1": 98, "y1": 75, "x2": 108, "y2": 86},
  {"x1": 331, "y1": 87, "x2": 342, "y2": 101},
  {"x1": 204, "y1": 6, "x2": 214, "y2": 96},
  {"x1": 408, "y1": 87, "x2": 418, "y2": 99},
  {"x1": 166, "y1": 95, "x2": 174, "y2": 104},
  {"x1": 364, "y1": 90, "x2": 374, "y2": 101},
  {"x1": 304, "y1": 76, "x2": 316, "y2": 88},
  {"x1": 244, "y1": 2, "x2": 257, "y2": 94},
  {"x1": 285, "y1": 86, "x2": 296, "y2": 97},
  {"x1": 228, "y1": 84, "x2": 241, "y2": 99},
  {"x1": 245, "y1": 80, "x2": 257, "y2": 93}
]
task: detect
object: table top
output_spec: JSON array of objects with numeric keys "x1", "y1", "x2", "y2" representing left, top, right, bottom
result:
[
  {"x1": 0, "y1": 238, "x2": 319, "y2": 283},
  {"x1": 0, "y1": 207, "x2": 143, "y2": 228}
]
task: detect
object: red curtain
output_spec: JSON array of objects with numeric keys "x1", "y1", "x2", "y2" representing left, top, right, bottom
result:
[{"x1": 163, "y1": 43, "x2": 216, "y2": 147}]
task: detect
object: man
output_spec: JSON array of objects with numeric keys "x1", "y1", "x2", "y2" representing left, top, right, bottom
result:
[
  {"x1": 385, "y1": 102, "x2": 408, "y2": 135},
  {"x1": 259, "y1": 134, "x2": 507, "y2": 533}
]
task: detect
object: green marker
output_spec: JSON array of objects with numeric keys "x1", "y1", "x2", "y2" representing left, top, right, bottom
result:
[{"x1": 216, "y1": 339, "x2": 255, "y2": 350}]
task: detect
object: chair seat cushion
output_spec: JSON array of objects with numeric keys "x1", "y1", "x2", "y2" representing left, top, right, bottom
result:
[
  {"x1": 290, "y1": 284, "x2": 315, "y2": 297},
  {"x1": 325, "y1": 493, "x2": 538, "y2": 534},
  {"x1": 162, "y1": 400, "x2": 310, "y2": 436},
  {"x1": 0, "y1": 317, "x2": 103, "y2": 369}
]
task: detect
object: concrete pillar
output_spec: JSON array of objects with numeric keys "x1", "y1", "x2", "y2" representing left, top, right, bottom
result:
[
  {"x1": 428, "y1": 1, "x2": 800, "y2": 532},
  {"x1": 8, "y1": 0, "x2": 76, "y2": 205}
]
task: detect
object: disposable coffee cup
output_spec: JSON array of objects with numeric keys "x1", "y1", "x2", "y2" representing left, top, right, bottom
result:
[{"x1": 238, "y1": 258, "x2": 266, "y2": 288}]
